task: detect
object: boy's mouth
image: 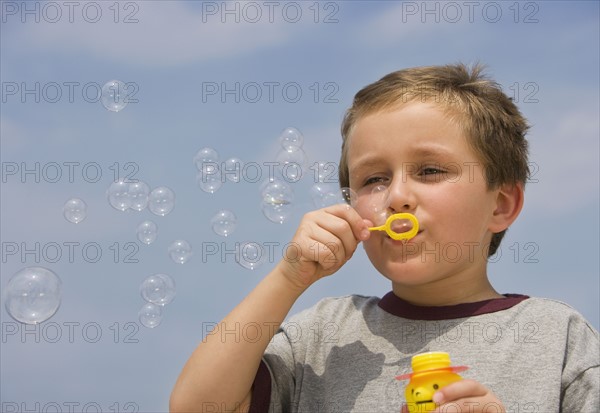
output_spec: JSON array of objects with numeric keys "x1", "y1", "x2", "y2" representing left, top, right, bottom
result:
[
  {"x1": 389, "y1": 219, "x2": 414, "y2": 234},
  {"x1": 385, "y1": 230, "x2": 422, "y2": 242}
]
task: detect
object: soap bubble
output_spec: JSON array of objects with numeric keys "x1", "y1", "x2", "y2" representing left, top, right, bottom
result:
[
  {"x1": 353, "y1": 184, "x2": 392, "y2": 226},
  {"x1": 168, "y1": 240, "x2": 192, "y2": 264},
  {"x1": 140, "y1": 273, "x2": 176, "y2": 306},
  {"x1": 312, "y1": 161, "x2": 337, "y2": 183},
  {"x1": 276, "y1": 147, "x2": 307, "y2": 182},
  {"x1": 340, "y1": 187, "x2": 357, "y2": 205},
  {"x1": 261, "y1": 202, "x2": 293, "y2": 224},
  {"x1": 310, "y1": 183, "x2": 342, "y2": 208},
  {"x1": 237, "y1": 241, "x2": 266, "y2": 270},
  {"x1": 137, "y1": 220, "x2": 158, "y2": 245},
  {"x1": 369, "y1": 185, "x2": 391, "y2": 225},
  {"x1": 148, "y1": 186, "x2": 175, "y2": 216},
  {"x1": 261, "y1": 180, "x2": 294, "y2": 224},
  {"x1": 224, "y1": 157, "x2": 243, "y2": 183},
  {"x1": 128, "y1": 181, "x2": 150, "y2": 211},
  {"x1": 138, "y1": 302, "x2": 162, "y2": 328},
  {"x1": 63, "y1": 198, "x2": 87, "y2": 224},
  {"x1": 101, "y1": 80, "x2": 130, "y2": 112},
  {"x1": 279, "y1": 127, "x2": 304, "y2": 150},
  {"x1": 211, "y1": 210, "x2": 237, "y2": 237},
  {"x1": 4, "y1": 267, "x2": 61, "y2": 324},
  {"x1": 193, "y1": 147, "x2": 219, "y2": 170},
  {"x1": 196, "y1": 169, "x2": 223, "y2": 194},
  {"x1": 107, "y1": 180, "x2": 131, "y2": 211},
  {"x1": 310, "y1": 184, "x2": 356, "y2": 209}
]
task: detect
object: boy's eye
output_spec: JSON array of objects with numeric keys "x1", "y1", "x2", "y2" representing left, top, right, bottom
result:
[
  {"x1": 421, "y1": 167, "x2": 444, "y2": 175},
  {"x1": 418, "y1": 166, "x2": 448, "y2": 182},
  {"x1": 364, "y1": 176, "x2": 387, "y2": 186}
]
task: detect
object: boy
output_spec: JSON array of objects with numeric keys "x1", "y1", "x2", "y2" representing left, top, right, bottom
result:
[{"x1": 171, "y1": 63, "x2": 599, "y2": 412}]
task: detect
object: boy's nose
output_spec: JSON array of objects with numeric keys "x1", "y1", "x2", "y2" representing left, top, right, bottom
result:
[{"x1": 386, "y1": 177, "x2": 416, "y2": 212}]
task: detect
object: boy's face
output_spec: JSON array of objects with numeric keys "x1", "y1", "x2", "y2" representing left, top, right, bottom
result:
[{"x1": 347, "y1": 102, "x2": 503, "y2": 296}]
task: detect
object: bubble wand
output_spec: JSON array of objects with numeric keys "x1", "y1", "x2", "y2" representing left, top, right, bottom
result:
[{"x1": 367, "y1": 213, "x2": 419, "y2": 241}]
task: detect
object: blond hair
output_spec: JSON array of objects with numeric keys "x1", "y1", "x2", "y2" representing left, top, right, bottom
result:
[{"x1": 339, "y1": 63, "x2": 530, "y2": 256}]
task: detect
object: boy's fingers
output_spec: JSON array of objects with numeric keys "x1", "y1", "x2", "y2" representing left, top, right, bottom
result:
[
  {"x1": 304, "y1": 226, "x2": 348, "y2": 270},
  {"x1": 323, "y1": 204, "x2": 371, "y2": 241},
  {"x1": 433, "y1": 379, "x2": 487, "y2": 404},
  {"x1": 316, "y1": 217, "x2": 358, "y2": 261}
]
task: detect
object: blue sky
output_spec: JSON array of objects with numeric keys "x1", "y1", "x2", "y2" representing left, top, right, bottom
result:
[{"x1": 1, "y1": 1, "x2": 598, "y2": 410}]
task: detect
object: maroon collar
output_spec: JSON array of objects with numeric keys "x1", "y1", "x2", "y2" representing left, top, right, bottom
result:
[{"x1": 378, "y1": 292, "x2": 529, "y2": 320}]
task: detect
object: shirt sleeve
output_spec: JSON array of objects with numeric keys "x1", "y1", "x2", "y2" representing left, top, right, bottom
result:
[
  {"x1": 249, "y1": 322, "x2": 298, "y2": 413},
  {"x1": 560, "y1": 313, "x2": 600, "y2": 412}
]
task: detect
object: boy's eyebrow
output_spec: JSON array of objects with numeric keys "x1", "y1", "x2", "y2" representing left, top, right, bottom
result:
[
  {"x1": 409, "y1": 144, "x2": 456, "y2": 158},
  {"x1": 350, "y1": 144, "x2": 456, "y2": 170}
]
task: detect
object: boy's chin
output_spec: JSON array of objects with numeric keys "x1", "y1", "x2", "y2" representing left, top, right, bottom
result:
[{"x1": 373, "y1": 261, "x2": 431, "y2": 286}]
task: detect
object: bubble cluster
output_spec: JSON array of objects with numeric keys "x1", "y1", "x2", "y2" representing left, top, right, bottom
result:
[
  {"x1": 106, "y1": 180, "x2": 153, "y2": 213},
  {"x1": 194, "y1": 147, "x2": 223, "y2": 194},
  {"x1": 168, "y1": 240, "x2": 192, "y2": 264},
  {"x1": 4, "y1": 267, "x2": 62, "y2": 324},
  {"x1": 138, "y1": 273, "x2": 176, "y2": 328},
  {"x1": 63, "y1": 198, "x2": 87, "y2": 224},
  {"x1": 137, "y1": 220, "x2": 158, "y2": 245},
  {"x1": 148, "y1": 186, "x2": 175, "y2": 216},
  {"x1": 237, "y1": 241, "x2": 266, "y2": 270},
  {"x1": 211, "y1": 210, "x2": 237, "y2": 237}
]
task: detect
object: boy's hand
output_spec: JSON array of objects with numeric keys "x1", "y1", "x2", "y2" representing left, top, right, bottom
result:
[
  {"x1": 275, "y1": 204, "x2": 371, "y2": 291},
  {"x1": 400, "y1": 380, "x2": 505, "y2": 413},
  {"x1": 430, "y1": 379, "x2": 505, "y2": 412}
]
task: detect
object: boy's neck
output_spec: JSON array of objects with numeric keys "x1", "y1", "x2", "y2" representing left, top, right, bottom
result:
[{"x1": 391, "y1": 277, "x2": 503, "y2": 307}]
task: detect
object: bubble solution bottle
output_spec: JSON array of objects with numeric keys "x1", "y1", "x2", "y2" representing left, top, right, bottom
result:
[{"x1": 396, "y1": 352, "x2": 468, "y2": 413}]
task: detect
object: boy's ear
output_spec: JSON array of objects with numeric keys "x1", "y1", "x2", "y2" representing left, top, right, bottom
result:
[{"x1": 489, "y1": 183, "x2": 524, "y2": 233}]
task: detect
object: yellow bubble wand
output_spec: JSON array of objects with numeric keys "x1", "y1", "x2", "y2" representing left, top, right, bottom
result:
[{"x1": 368, "y1": 213, "x2": 419, "y2": 241}]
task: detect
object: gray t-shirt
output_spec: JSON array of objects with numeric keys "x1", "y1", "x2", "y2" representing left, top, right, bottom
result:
[{"x1": 249, "y1": 293, "x2": 599, "y2": 412}]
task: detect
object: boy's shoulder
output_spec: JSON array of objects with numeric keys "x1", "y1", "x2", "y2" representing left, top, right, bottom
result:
[
  {"x1": 512, "y1": 296, "x2": 599, "y2": 334},
  {"x1": 516, "y1": 296, "x2": 596, "y2": 321}
]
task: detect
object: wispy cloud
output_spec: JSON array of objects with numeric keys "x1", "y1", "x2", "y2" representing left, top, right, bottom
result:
[
  {"x1": 525, "y1": 108, "x2": 599, "y2": 214},
  {"x1": 4, "y1": 1, "x2": 294, "y2": 67}
]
